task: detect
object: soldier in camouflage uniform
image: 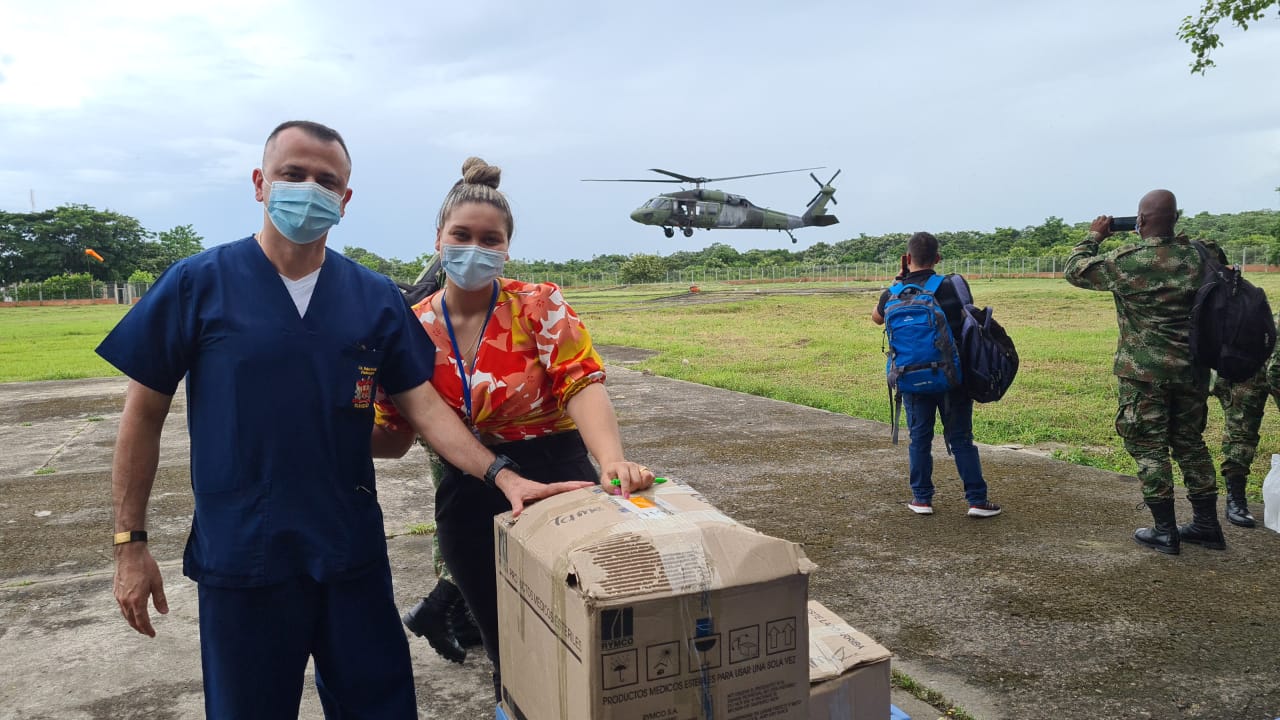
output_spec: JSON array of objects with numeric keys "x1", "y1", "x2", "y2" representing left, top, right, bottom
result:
[
  {"x1": 1210, "y1": 320, "x2": 1280, "y2": 527},
  {"x1": 398, "y1": 450, "x2": 483, "y2": 663},
  {"x1": 1065, "y1": 189, "x2": 1224, "y2": 555},
  {"x1": 381, "y1": 261, "x2": 484, "y2": 663}
]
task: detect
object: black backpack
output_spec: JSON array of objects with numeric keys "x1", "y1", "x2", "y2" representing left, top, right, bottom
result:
[
  {"x1": 956, "y1": 305, "x2": 1019, "y2": 402},
  {"x1": 1190, "y1": 241, "x2": 1277, "y2": 382},
  {"x1": 396, "y1": 255, "x2": 443, "y2": 306},
  {"x1": 951, "y1": 278, "x2": 1019, "y2": 402}
]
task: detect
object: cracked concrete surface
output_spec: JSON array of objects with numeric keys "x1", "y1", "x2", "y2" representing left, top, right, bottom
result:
[{"x1": 1, "y1": 355, "x2": 1277, "y2": 719}]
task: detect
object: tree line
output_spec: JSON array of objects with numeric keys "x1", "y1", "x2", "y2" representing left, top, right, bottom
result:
[
  {"x1": 504, "y1": 210, "x2": 1280, "y2": 285},
  {"x1": 0, "y1": 205, "x2": 204, "y2": 285},
  {"x1": 3, "y1": 204, "x2": 1277, "y2": 288}
]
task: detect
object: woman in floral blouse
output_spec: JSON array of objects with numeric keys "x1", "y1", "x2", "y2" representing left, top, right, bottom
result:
[{"x1": 373, "y1": 157, "x2": 653, "y2": 699}]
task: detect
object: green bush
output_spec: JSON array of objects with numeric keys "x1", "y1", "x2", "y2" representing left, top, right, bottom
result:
[
  {"x1": 620, "y1": 254, "x2": 667, "y2": 284},
  {"x1": 128, "y1": 269, "x2": 156, "y2": 284},
  {"x1": 41, "y1": 273, "x2": 96, "y2": 299},
  {"x1": 8, "y1": 282, "x2": 42, "y2": 301}
]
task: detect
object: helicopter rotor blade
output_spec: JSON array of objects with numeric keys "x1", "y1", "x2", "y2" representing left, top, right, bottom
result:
[
  {"x1": 703, "y1": 167, "x2": 824, "y2": 183},
  {"x1": 648, "y1": 169, "x2": 704, "y2": 184},
  {"x1": 581, "y1": 178, "x2": 685, "y2": 183},
  {"x1": 585, "y1": 167, "x2": 827, "y2": 186}
]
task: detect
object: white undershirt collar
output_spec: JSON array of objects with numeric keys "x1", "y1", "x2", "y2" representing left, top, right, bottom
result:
[{"x1": 279, "y1": 267, "x2": 322, "y2": 317}]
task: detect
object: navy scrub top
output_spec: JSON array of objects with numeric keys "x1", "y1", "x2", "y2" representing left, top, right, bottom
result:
[{"x1": 97, "y1": 237, "x2": 435, "y2": 588}]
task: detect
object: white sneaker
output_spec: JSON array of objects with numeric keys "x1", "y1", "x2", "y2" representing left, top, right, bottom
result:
[
  {"x1": 967, "y1": 502, "x2": 1002, "y2": 518},
  {"x1": 908, "y1": 501, "x2": 934, "y2": 515}
]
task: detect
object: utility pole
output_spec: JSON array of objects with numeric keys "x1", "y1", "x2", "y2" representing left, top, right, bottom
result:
[{"x1": 29, "y1": 190, "x2": 34, "y2": 212}]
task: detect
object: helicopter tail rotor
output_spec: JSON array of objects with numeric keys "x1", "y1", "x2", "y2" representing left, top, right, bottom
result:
[
  {"x1": 807, "y1": 169, "x2": 841, "y2": 206},
  {"x1": 802, "y1": 169, "x2": 840, "y2": 228}
]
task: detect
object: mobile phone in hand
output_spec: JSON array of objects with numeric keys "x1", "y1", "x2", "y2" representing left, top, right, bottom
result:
[{"x1": 1110, "y1": 216, "x2": 1137, "y2": 232}]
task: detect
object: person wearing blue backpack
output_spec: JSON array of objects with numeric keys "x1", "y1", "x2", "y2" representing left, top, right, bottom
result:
[{"x1": 873, "y1": 232, "x2": 1002, "y2": 518}]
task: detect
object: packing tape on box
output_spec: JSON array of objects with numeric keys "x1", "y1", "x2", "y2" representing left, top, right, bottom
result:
[
  {"x1": 610, "y1": 514, "x2": 718, "y2": 593},
  {"x1": 809, "y1": 625, "x2": 861, "y2": 677}
]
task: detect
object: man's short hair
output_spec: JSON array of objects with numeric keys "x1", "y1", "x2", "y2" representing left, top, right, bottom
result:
[
  {"x1": 907, "y1": 232, "x2": 939, "y2": 266},
  {"x1": 264, "y1": 120, "x2": 351, "y2": 165}
]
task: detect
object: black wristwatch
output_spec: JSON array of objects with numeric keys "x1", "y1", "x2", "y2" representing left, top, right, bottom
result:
[{"x1": 483, "y1": 455, "x2": 520, "y2": 489}]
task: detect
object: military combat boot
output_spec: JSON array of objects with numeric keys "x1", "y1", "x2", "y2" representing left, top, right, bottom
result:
[
  {"x1": 402, "y1": 579, "x2": 466, "y2": 663},
  {"x1": 1134, "y1": 499, "x2": 1180, "y2": 555},
  {"x1": 1178, "y1": 494, "x2": 1227, "y2": 550},
  {"x1": 1224, "y1": 475, "x2": 1256, "y2": 528},
  {"x1": 449, "y1": 595, "x2": 483, "y2": 649}
]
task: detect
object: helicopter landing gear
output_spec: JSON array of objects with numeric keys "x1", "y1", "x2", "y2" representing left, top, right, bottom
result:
[
  {"x1": 785, "y1": 230, "x2": 798, "y2": 244},
  {"x1": 681, "y1": 226, "x2": 694, "y2": 238},
  {"x1": 663, "y1": 227, "x2": 674, "y2": 238}
]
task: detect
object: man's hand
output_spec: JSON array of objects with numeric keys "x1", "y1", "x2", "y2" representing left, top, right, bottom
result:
[
  {"x1": 114, "y1": 543, "x2": 168, "y2": 637},
  {"x1": 496, "y1": 470, "x2": 593, "y2": 518},
  {"x1": 1089, "y1": 215, "x2": 1113, "y2": 240},
  {"x1": 600, "y1": 461, "x2": 655, "y2": 499}
]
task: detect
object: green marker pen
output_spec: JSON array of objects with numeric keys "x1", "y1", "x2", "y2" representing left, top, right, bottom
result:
[{"x1": 612, "y1": 477, "x2": 668, "y2": 485}]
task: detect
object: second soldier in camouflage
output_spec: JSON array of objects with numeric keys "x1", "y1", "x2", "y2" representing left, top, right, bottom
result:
[
  {"x1": 1064, "y1": 189, "x2": 1224, "y2": 555},
  {"x1": 1210, "y1": 320, "x2": 1280, "y2": 528}
]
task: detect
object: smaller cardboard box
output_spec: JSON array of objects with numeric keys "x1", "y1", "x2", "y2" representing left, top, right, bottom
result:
[
  {"x1": 807, "y1": 601, "x2": 892, "y2": 720},
  {"x1": 497, "y1": 481, "x2": 815, "y2": 720}
]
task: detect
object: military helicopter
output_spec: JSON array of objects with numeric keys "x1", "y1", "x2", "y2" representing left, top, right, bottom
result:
[{"x1": 582, "y1": 167, "x2": 840, "y2": 243}]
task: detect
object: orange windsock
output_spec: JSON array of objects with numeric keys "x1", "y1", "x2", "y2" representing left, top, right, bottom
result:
[{"x1": 84, "y1": 248, "x2": 104, "y2": 262}]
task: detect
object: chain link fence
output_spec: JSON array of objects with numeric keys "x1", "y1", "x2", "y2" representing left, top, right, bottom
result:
[
  {"x1": 1, "y1": 281, "x2": 153, "y2": 305},
  {"x1": 5, "y1": 254, "x2": 1274, "y2": 301},
  {"x1": 515, "y1": 257, "x2": 1277, "y2": 288},
  {"x1": 510, "y1": 257, "x2": 1088, "y2": 288}
]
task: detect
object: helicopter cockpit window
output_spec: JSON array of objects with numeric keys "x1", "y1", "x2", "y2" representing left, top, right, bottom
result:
[{"x1": 646, "y1": 198, "x2": 672, "y2": 210}]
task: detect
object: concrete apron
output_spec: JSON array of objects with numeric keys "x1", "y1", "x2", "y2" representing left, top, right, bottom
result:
[{"x1": 1, "y1": 366, "x2": 1277, "y2": 720}]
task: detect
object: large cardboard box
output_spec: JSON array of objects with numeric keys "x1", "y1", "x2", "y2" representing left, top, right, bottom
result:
[
  {"x1": 806, "y1": 601, "x2": 891, "y2": 720},
  {"x1": 496, "y1": 481, "x2": 815, "y2": 720}
]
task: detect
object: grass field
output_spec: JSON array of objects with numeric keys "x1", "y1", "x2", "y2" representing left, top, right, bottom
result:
[
  {"x1": 5, "y1": 276, "x2": 1280, "y2": 495},
  {"x1": 0, "y1": 305, "x2": 128, "y2": 383},
  {"x1": 573, "y1": 276, "x2": 1280, "y2": 496}
]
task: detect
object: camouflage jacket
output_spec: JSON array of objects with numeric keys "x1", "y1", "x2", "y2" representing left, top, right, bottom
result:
[{"x1": 1064, "y1": 231, "x2": 1205, "y2": 383}]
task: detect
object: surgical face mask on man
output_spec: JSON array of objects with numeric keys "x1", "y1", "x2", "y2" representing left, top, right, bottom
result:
[
  {"x1": 265, "y1": 181, "x2": 343, "y2": 244},
  {"x1": 441, "y1": 244, "x2": 506, "y2": 291}
]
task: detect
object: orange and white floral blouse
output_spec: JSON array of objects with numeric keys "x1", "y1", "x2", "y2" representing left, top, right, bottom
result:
[{"x1": 374, "y1": 278, "x2": 605, "y2": 443}]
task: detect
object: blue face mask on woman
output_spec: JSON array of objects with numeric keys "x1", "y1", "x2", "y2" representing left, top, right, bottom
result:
[
  {"x1": 441, "y1": 244, "x2": 506, "y2": 291},
  {"x1": 265, "y1": 181, "x2": 343, "y2": 244}
]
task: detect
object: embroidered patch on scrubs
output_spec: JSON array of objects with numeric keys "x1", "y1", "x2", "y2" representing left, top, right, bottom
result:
[{"x1": 352, "y1": 365, "x2": 376, "y2": 409}]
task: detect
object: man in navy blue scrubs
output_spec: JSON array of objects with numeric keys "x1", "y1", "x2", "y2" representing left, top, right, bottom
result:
[{"x1": 97, "y1": 120, "x2": 590, "y2": 719}]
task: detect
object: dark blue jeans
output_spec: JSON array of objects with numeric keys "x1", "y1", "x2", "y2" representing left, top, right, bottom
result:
[{"x1": 902, "y1": 389, "x2": 989, "y2": 505}]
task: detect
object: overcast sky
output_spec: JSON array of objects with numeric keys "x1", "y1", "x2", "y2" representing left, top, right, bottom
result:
[{"x1": 2, "y1": 1, "x2": 1278, "y2": 263}]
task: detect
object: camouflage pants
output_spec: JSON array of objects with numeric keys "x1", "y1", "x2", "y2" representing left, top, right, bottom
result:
[
  {"x1": 426, "y1": 450, "x2": 450, "y2": 581},
  {"x1": 1115, "y1": 377, "x2": 1216, "y2": 502},
  {"x1": 1212, "y1": 369, "x2": 1280, "y2": 480}
]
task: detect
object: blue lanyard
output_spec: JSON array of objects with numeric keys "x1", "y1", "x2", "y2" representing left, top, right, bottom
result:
[{"x1": 441, "y1": 280, "x2": 499, "y2": 429}]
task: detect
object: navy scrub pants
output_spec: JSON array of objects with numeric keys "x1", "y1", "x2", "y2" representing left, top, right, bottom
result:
[{"x1": 197, "y1": 562, "x2": 417, "y2": 719}]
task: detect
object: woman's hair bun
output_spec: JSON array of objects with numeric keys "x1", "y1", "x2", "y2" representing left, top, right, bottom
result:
[{"x1": 461, "y1": 156, "x2": 501, "y2": 189}]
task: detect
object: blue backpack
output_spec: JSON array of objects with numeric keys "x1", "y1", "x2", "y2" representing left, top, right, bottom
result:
[{"x1": 883, "y1": 274, "x2": 962, "y2": 442}]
